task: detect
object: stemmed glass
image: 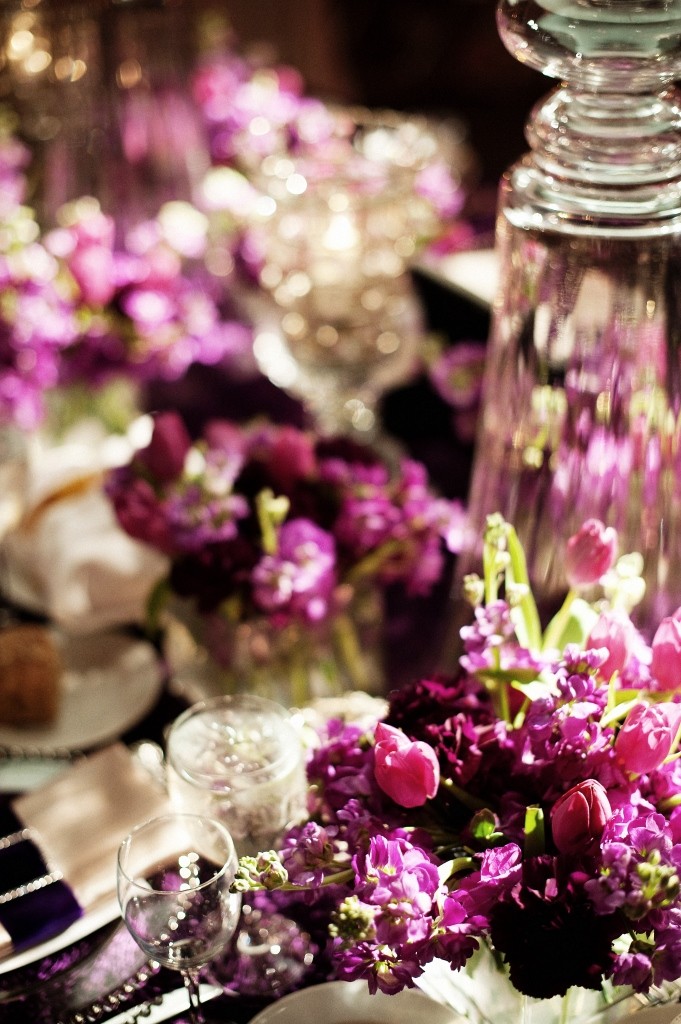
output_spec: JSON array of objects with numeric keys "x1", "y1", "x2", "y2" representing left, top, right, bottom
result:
[
  {"x1": 250, "y1": 107, "x2": 452, "y2": 441},
  {"x1": 117, "y1": 812, "x2": 242, "y2": 1024}
]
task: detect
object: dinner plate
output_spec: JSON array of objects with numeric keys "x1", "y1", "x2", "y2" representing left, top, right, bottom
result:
[
  {"x1": 0, "y1": 632, "x2": 163, "y2": 755},
  {"x1": 249, "y1": 979, "x2": 458, "y2": 1024}
]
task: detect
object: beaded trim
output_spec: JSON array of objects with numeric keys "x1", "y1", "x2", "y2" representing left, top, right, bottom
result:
[{"x1": 0, "y1": 826, "x2": 63, "y2": 904}]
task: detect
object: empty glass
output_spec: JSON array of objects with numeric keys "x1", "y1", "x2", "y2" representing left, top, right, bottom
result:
[
  {"x1": 117, "y1": 812, "x2": 242, "y2": 1024},
  {"x1": 165, "y1": 694, "x2": 307, "y2": 858}
]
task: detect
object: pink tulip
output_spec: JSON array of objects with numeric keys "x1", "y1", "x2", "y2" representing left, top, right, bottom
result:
[
  {"x1": 588, "y1": 609, "x2": 638, "y2": 681},
  {"x1": 564, "y1": 519, "x2": 618, "y2": 588},
  {"x1": 373, "y1": 722, "x2": 439, "y2": 808},
  {"x1": 615, "y1": 702, "x2": 681, "y2": 775},
  {"x1": 551, "y1": 780, "x2": 612, "y2": 857},
  {"x1": 651, "y1": 614, "x2": 681, "y2": 690},
  {"x1": 68, "y1": 245, "x2": 117, "y2": 308}
]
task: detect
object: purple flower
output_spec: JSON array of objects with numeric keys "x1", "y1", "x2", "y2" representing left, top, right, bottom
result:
[
  {"x1": 429, "y1": 342, "x2": 487, "y2": 410},
  {"x1": 586, "y1": 810, "x2": 681, "y2": 928},
  {"x1": 252, "y1": 518, "x2": 336, "y2": 623},
  {"x1": 165, "y1": 483, "x2": 249, "y2": 550}
]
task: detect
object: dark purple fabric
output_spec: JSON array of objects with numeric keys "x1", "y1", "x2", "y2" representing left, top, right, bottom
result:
[{"x1": 0, "y1": 832, "x2": 83, "y2": 951}]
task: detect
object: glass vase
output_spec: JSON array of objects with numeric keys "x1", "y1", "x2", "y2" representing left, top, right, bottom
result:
[
  {"x1": 460, "y1": 0, "x2": 681, "y2": 636},
  {"x1": 163, "y1": 586, "x2": 386, "y2": 709}
]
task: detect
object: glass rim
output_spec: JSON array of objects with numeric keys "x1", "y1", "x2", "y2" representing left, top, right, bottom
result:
[
  {"x1": 165, "y1": 693, "x2": 301, "y2": 787},
  {"x1": 117, "y1": 811, "x2": 237, "y2": 895}
]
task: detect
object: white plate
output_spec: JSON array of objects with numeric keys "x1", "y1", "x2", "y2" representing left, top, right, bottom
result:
[
  {"x1": 249, "y1": 979, "x2": 459, "y2": 1024},
  {"x1": 0, "y1": 632, "x2": 163, "y2": 755}
]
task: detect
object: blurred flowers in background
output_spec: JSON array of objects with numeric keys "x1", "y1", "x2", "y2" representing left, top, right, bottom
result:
[{"x1": 105, "y1": 411, "x2": 466, "y2": 702}]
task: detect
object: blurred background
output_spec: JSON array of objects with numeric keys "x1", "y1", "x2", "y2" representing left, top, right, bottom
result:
[{"x1": 220, "y1": 0, "x2": 547, "y2": 188}]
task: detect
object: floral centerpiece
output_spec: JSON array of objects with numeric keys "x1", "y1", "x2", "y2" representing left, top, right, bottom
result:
[
  {"x1": 232, "y1": 513, "x2": 681, "y2": 1012},
  {"x1": 106, "y1": 411, "x2": 465, "y2": 703},
  {"x1": 0, "y1": 118, "x2": 251, "y2": 433}
]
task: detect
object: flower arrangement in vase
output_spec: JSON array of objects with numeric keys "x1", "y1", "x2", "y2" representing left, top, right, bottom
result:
[
  {"x1": 232, "y1": 513, "x2": 681, "y2": 1012},
  {"x1": 106, "y1": 411, "x2": 465, "y2": 705}
]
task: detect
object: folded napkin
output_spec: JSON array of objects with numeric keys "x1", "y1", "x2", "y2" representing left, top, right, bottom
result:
[
  {"x1": 2, "y1": 425, "x2": 168, "y2": 635},
  {"x1": 0, "y1": 743, "x2": 170, "y2": 957}
]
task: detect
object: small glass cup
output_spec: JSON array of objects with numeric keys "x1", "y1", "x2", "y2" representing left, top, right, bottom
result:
[{"x1": 165, "y1": 694, "x2": 307, "y2": 858}]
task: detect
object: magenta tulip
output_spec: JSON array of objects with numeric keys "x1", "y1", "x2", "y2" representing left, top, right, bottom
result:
[
  {"x1": 550, "y1": 780, "x2": 612, "y2": 856},
  {"x1": 564, "y1": 519, "x2": 618, "y2": 589},
  {"x1": 373, "y1": 722, "x2": 439, "y2": 808},
  {"x1": 615, "y1": 702, "x2": 681, "y2": 775},
  {"x1": 651, "y1": 614, "x2": 681, "y2": 690},
  {"x1": 587, "y1": 609, "x2": 638, "y2": 681}
]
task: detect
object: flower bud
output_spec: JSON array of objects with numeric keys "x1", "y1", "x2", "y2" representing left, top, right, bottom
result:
[
  {"x1": 550, "y1": 779, "x2": 611, "y2": 856},
  {"x1": 587, "y1": 609, "x2": 638, "y2": 681},
  {"x1": 137, "y1": 411, "x2": 191, "y2": 483},
  {"x1": 651, "y1": 614, "x2": 681, "y2": 690},
  {"x1": 564, "y1": 519, "x2": 618, "y2": 589},
  {"x1": 615, "y1": 702, "x2": 681, "y2": 774},
  {"x1": 373, "y1": 722, "x2": 439, "y2": 808}
]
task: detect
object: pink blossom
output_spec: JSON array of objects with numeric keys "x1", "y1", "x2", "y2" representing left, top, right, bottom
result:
[
  {"x1": 68, "y1": 245, "x2": 116, "y2": 307},
  {"x1": 373, "y1": 722, "x2": 439, "y2": 808},
  {"x1": 564, "y1": 519, "x2": 618, "y2": 588},
  {"x1": 550, "y1": 780, "x2": 612, "y2": 857},
  {"x1": 587, "y1": 609, "x2": 638, "y2": 681},
  {"x1": 615, "y1": 702, "x2": 681, "y2": 775},
  {"x1": 651, "y1": 614, "x2": 681, "y2": 690}
]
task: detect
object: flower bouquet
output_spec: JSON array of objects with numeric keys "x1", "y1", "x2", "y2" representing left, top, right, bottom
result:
[
  {"x1": 232, "y1": 513, "x2": 681, "y2": 1017},
  {"x1": 106, "y1": 411, "x2": 464, "y2": 704}
]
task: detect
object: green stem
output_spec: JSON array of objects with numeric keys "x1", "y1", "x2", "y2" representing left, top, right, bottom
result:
[
  {"x1": 440, "y1": 777, "x2": 493, "y2": 812},
  {"x1": 346, "y1": 540, "x2": 405, "y2": 584},
  {"x1": 277, "y1": 867, "x2": 355, "y2": 891},
  {"x1": 289, "y1": 646, "x2": 310, "y2": 708},
  {"x1": 505, "y1": 525, "x2": 542, "y2": 650},
  {"x1": 542, "y1": 588, "x2": 577, "y2": 652},
  {"x1": 333, "y1": 613, "x2": 370, "y2": 691}
]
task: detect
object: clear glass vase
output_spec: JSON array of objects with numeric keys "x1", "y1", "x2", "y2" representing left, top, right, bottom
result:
[
  {"x1": 163, "y1": 586, "x2": 386, "y2": 709},
  {"x1": 460, "y1": 0, "x2": 681, "y2": 635}
]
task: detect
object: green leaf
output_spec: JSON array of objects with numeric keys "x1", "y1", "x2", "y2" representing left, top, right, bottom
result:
[
  {"x1": 551, "y1": 597, "x2": 598, "y2": 649},
  {"x1": 438, "y1": 857, "x2": 474, "y2": 885},
  {"x1": 523, "y1": 805, "x2": 545, "y2": 857},
  {"x1": 505, "y1": 524, "x2": 542, "y2": 650},
  {"x1": 470, "y1": 809, "x2": 500, "y2": 840},
  {"x1": 511, "y1": 678, "x2": 556, "y2": 702},
  {"x1": 600, "y1": 695, "x2": 643, "y2": 729}
]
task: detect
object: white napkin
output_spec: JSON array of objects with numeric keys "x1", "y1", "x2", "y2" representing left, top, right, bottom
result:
[
  {"x1": 2, "y1": 424, "x2": 168, "y2": 635},
  {"x1": 0, "y1": 742, "x2": 170, "y2": 958}
]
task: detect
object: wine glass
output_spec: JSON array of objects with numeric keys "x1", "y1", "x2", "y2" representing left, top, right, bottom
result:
[
  {"x1": 249, "y1": 106, "x2": 454, "y2": 441},
  {"x1": 165, "y1": 694, "x2": 307, "y2": 857},
  {"x1": 165, "y1": 694, "x2": 310, "y2": 997},
  {"x1": 117, "y1": 812, "x2": 242, "y2": 1024}
]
